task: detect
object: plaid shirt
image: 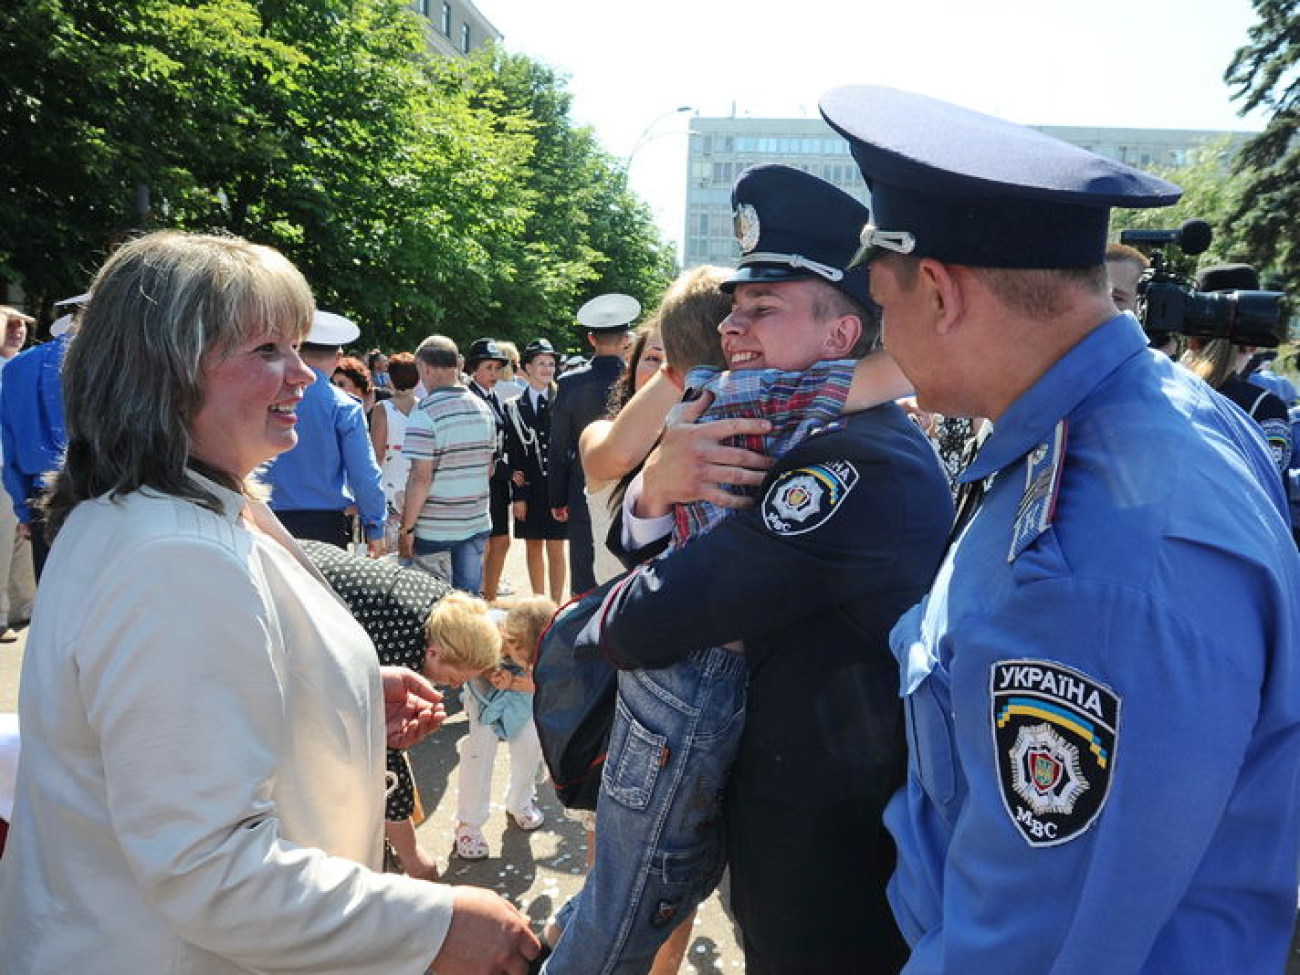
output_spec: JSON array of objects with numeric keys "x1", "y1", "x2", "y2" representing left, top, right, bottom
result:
[{"x1": 671, "y1": 359, "x2": 855, "y2": 546}]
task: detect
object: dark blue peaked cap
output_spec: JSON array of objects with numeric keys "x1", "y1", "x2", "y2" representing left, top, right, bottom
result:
[
  {"x1": 818, "y1": 85, "x2": 1183, "y2": 269},
  {"x1": 724, "y1": 163, "x2": 875, "y2": 309}
]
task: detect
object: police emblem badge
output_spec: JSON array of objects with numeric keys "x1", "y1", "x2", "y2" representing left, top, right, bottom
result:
[
  {"x1": 991, "y1": 658, "x2": 1120, "y2": 847},
  {"x1": 733, "y1": 203, "x2": 761, "y2": 254},
  {"x1": 760, "y1": 461, "x2": 859, "y2": 536}
]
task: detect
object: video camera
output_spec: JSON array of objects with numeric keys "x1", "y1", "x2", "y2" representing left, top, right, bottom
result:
[{"x1": 1118, "y1": 219, "x2": 1288, "y2": 348}]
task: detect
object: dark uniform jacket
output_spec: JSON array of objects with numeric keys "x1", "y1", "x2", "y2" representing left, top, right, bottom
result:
[
  {"x1": 467, "y1": 380, "x2": 511, "y2": 487},
  {"x1": 589, "y1": 404, "x2": 954, "y2": 973},
  {"x1": 504, "y1": 391, "x2": 551, "y2": 506},
  {"x1": 546, "y1": 355, "x2": 624, "y2": 521}
]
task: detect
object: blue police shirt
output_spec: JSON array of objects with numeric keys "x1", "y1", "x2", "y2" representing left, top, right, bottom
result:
[
  {"x1": 261, "y1": 368, "x2": 386, "y2": 541},
  {"x1": 886, "y1": 314, "x2": 1300, "y2": 974},
  {"x1": 0, "y1": 333, "x2": 70, "y2": 523}
]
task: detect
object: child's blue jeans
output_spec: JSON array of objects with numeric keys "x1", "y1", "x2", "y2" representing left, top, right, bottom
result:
[{"x1": 544, "y1": 644, "x2": 747, "y2": 974}]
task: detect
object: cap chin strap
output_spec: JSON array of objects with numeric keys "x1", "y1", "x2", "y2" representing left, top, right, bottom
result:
[
  {"x1": 740, "y1": 252, "x2": 845, "y2": 282},
  {"x1": 848, "y1": 224, "x2": 917, "y2": 268}
]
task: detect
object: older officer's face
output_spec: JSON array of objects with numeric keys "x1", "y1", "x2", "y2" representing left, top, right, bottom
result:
[
  {"x1": 719, "y1": 280, "x2": 847, "y2": 372},
  {"x1": 869, "y1": 254, "x2": 949, "y2": 411}
]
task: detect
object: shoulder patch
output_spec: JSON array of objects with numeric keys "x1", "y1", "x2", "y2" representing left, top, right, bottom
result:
[
  {"x1": 760, "y1": 461, "x2": 859, "y2": 536},
  {"x1": 991, "y1": 658, "x2": 1120, "y2": 847},
  {"x1": 1009, "y1": 419, "x2": 1067, "y2": 562},
  {"x1": 1259, "y1": 417, "x2": 1291, "y2": 469}
]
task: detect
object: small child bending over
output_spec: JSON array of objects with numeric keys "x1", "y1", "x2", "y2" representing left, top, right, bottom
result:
[{"x1": 452, "y1": 594, "x2": 558, "y2": 860}]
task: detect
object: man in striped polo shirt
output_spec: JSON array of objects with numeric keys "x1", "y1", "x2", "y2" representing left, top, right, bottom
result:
[{"x1": 398, "y1": 335, "x2": 496, "y2": 593}]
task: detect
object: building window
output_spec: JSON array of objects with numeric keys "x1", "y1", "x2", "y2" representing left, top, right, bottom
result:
[
  {"x1": 461, "y1": 22, "x2": 471, "y2": 52},
  {"x1": 441, "y1": 1, "x2": 451, "y2": 34}
]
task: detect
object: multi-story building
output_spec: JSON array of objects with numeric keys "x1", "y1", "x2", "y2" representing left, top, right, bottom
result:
[
  {"x1": 409, "y1": 0, "x2": 500, "y2": 58},
  {"x1": 684, "y1": 116, "x2": 1252, "y2": 269}
]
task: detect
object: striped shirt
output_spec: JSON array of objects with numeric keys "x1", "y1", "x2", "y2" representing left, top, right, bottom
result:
[{"x1": 404, "y1": 385, "x2": 495, "y2": 542}]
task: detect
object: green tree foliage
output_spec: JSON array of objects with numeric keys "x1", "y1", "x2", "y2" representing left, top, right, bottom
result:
[
  {"x1": 1225, "y1": 0, "x2": 1299, "y2": 292},
  {"x1": 451, "y1": 48, "x2": 676, "y2": 352},
  {"x1": 0, "y1": 0, "x2": 675, "y2": 350},
  {"x1": 1108, "y1": 137, "x2": 1254, "y2": 276}
]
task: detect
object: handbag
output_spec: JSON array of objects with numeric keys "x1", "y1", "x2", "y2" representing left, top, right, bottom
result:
[{"x1": 532, "y1": 571, "x2": 635, "y2": 810}]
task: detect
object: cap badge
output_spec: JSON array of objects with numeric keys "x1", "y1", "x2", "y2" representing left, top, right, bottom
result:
[{"x1": 733, "y1": 203, "x2": 761, "y2": 253}]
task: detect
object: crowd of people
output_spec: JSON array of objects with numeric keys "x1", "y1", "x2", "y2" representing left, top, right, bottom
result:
[{"x1": 0, "y1": 81, "x2": 1298, "y2": 975}]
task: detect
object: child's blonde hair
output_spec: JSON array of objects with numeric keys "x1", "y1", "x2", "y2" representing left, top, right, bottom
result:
[
  {"x1": 423, "y1": 591, "x2": 502, "y2": 671},
  {"x1": 499, "y1": 594, "x2": 559, "y2": 668},
  {"x1": 658, "y1": 265, "x2": 730, "y2": 373}
]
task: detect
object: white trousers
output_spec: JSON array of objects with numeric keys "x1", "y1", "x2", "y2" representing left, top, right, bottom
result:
[{"x1": 456, "y1": 690, "x2": 544, "y2": 827}]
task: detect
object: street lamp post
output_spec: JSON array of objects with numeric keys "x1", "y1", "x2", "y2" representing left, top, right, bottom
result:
[{"x1": 624, "y1": 105, "x2": 695, "y2": 171}]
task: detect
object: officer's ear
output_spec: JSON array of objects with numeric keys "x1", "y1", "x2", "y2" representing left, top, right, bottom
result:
[{"x1": 920, "y1": 258, "x2": 965, "y2": 337}]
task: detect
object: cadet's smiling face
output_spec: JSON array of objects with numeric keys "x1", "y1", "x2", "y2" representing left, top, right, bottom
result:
[{"x1": 718, "y1": 280, "x2": 847, "y2": 372}]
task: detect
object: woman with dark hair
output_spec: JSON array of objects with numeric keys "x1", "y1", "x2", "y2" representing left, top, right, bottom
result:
[
  {"x1": 333, "y1": 354, "x2": 376, "y2": 413},
  {"x1": 0, "y1": 230, "x2": 538, "y2": 974},
  {"x1": 503, "y1": 339, "x2": 567, "y2": 602},
  {"x1": 579, "y1": 320, "x2": 671, "y2": 584}
]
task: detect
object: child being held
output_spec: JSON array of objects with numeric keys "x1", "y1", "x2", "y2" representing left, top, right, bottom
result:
[
  {"x1": 544, "y1": 265, "x2": 912, "y2": 972},
  {"x1": 450, "y1": 594, "x2": 558, "y2": 861}
]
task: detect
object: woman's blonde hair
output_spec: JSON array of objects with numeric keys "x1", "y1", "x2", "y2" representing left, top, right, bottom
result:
[
  {"x1": 42, "y1": 230, "x2": 314, "y2": 536},
  {"x1": 1181, "y1": 338, "x2": 1240, "y2": 389},
  {"x1": 424, "y1": 591, "x2": 502, "y2": 671},
  {"x1": 500, "y1": 594, "x2": 558, "y2": 667}
]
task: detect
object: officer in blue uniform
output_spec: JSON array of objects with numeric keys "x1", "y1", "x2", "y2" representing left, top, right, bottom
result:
[
  {"x1": 582, "y1": 166, "x2": 955, "y2": 974},
  {"x1": 262, "y1": 311, "x2": 386, "y2": 552},
  {"x1": 547, "y1": 294, "x2": 639, "y2": 594},
  {"x1": 819, "y1": 85, "x2": 1300, "y2": 974}
]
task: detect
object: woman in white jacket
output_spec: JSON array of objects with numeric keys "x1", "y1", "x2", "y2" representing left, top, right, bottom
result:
[{"x1": 0, "y1": 231, "x2": 539, "y2": 975}]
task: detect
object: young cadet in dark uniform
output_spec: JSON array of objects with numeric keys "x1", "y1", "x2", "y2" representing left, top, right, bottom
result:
[
  {"x1": 547, "y1": 294, "x2": 638, "y2": 594},
  {"x1": 819, "y1": 85, "x2": 1300, "y2": 975},
  {"x1": 503, "y1": 339, "x2": 567, "y2": 601},
  {"x1": 583, "y1": 168, "x2": 954, "y2": 974},
  {"x1": 464, "y1": 338, "x2": 514, "y2": 600}
]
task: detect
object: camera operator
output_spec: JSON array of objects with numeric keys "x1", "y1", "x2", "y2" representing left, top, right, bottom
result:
[
  {"x1": 1180, "y1": 264, "x2": 1293, "y2": 479},
  {"x1": 1105, "y1": 244, "x2": 1173, "y2": 355}
]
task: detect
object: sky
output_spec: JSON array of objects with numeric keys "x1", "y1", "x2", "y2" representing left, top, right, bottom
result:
[{"x1": 475, "y1": 0, "x2": 1269, "y2": 251}]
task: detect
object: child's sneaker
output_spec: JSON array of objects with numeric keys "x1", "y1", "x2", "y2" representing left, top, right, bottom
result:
[
  {"x1": 508, "y1": 801, "x2": 545, "y2": 831},
  {"x1": 453, "y1": 823, "x2": 489, "y2": 860}
]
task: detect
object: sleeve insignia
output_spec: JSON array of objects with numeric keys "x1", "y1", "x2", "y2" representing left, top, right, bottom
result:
[
  {"x1": 1009, "y1": 419, "x2": 1067, "y2": 562},
  {"x1": 991, "y1": 659, "x2": 1120, "y2": 847},
  {"x1": 1259, "y1": 417, "x2": 1291, "y2": 469},
  {"x1": 760, "y1": 461, "x2": 859, "y2": 536}
]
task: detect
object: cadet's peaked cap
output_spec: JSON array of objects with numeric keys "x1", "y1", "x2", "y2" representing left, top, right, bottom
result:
[
  {"x1": 54, "y1": 292, "x2": 92, "y2": 307},
  {"x1": 724, "y1": 164, "x2": 875, "y2": 309},
  {"x1": 307, "y1": 310, "x2": 360, "y2": 346},
  {"x1": 818, "y1": 85, "x2": 1183, "y2": 269},
  {"x1": 465, "y1": 337, "x2": 509, "y2": 367},
  {"x1": 50, "y1": 314, "x2": 74, "y2": 337},
  {"x1": 521, "y1": 338, "x2": 557, "y2": 363},
  {"x1": 1195, "y1": 263, "x2": 1259, "y2": 293},
  {"x1": 577, "y1": 294, "x2": 640, "y2": 332}
]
